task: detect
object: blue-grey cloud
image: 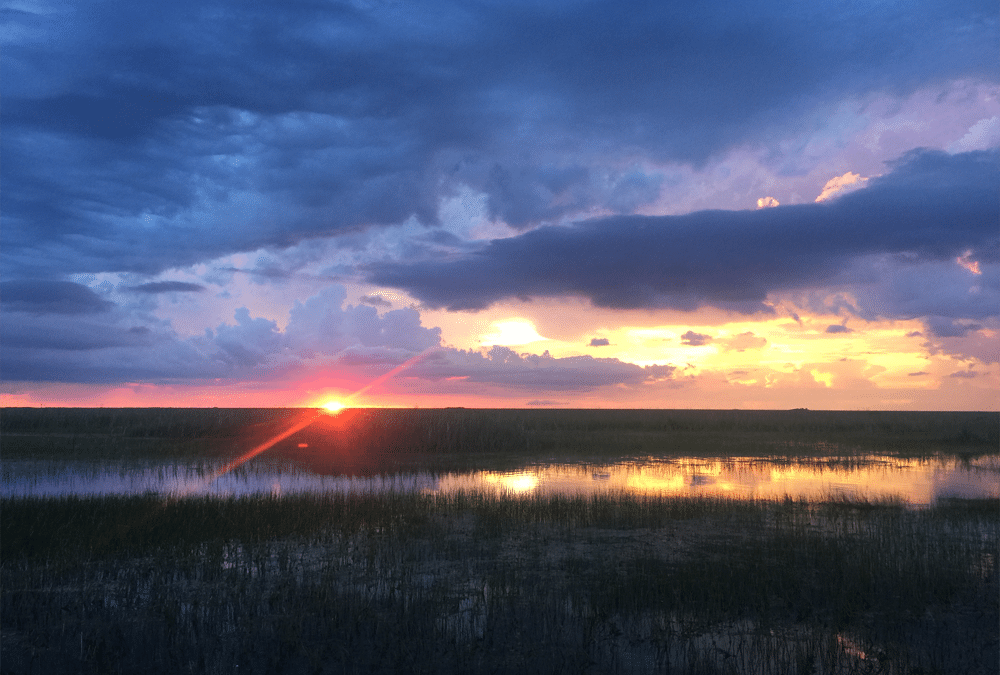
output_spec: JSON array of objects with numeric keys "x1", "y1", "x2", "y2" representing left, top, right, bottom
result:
[
  {"x1": 925, "y1": 317, "x2": 983, "y2": 338},
  {"x1": 1, "y1": 316, "x2": 156, "y2": 352},
  {"x1": 589, "y1": 338, "x2": 610, "y2": 347},
  {"x1": 1, "y1": 281, "x2": 114, "y2": 315},
  {"x1": 129, "y1": 281, "x2": 206, "y2": 294},
  {"x1": 3, "y1": 0, "x2": 995, "y2": 277},
  {"x1": 681, "y1": 331, "x2": 713, "y2": 346},
  {"x1": 359, "y1": 294, "x2": 392, "y2": 308},
  {"x1": 825, "y1": 325, "x2": 852, "y2": 334},
  {"x1": 368, "y1": 149, "x2": 999, "y2": 316}
]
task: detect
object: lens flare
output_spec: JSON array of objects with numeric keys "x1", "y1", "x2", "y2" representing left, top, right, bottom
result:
[{"x1": 193, "y1": 346, "x2": 444, "y2": 493}]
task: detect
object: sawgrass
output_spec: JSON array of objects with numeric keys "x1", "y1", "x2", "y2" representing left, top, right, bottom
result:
[{"x1": 2, "y1": 492, "x2": 996, "y2": 674}]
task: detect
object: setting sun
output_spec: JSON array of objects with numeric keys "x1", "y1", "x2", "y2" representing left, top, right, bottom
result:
[{"x1": 322, "y1": 400, "x2": 345, "y2": 414}]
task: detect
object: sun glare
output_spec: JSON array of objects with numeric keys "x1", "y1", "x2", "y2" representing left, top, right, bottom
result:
[{"x1": 322, "y1": 400, "x2": 345, "y2": 414}]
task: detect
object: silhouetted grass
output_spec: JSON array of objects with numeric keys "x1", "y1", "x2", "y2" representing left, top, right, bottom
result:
[{"x1": 3, "y1": 492, "x2": 997, "y2": 674}]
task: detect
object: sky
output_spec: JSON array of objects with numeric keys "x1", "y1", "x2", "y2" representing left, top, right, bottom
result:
[{"x1": 2, "y1": 0, "x2": 998, "y2": 410}]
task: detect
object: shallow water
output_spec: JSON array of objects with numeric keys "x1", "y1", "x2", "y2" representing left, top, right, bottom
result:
[{"x1": 2, "y1": 453, "x2": 997, "y2": 504}]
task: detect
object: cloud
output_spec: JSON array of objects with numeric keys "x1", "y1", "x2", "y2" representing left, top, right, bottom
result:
[
  {"x1": 129, "y1": 281, "x2": 206, "y2": 294},
  {"x1": 1, "y1": 280, "x2": 114, "y2": 314},
  {"x1": 757, "y1": 196, "x2": 780, "y2": 209},
  {"x1": 406, "y1": 346, "x2": 677, "y2": 391},
  {"x1": 815, "y1": 171, "x2": 868, "y2": 202},
  {"x1": 949, "y1": 116, "x2": 1000, "y2": 153},
  {"x1": 1, "y1": 316, "x2": 156, "y2": 352},
  {"x1": 359, "y1": 294, "x2": 392, "y2": 308},
  {"x1": 284, "y1": 286, "x2": 442, "y2": 357},
  {"x1": 825, "y1": 324, "x2": 853, "y2": 334},
  {"x1": 955, "y1": 250, "x2": 982, "y2": 275},
  {"x1": 722, "y1": 332, "x2": 768, "y2": 351},
  {"x1": 2, "y1": 282, "x2": 675, "y2": 392},
  {"x1": 369, "y1": 149, "x2": 999, "y2": 315},
  {"x1": 925, "y1": 317, "x2": 982, "y2": 338},
  {"x1": 680, "y1": 331, "x2": 713, "y2": 346},
  {"x1": 949, "y1": 370, "x2": 978, "y2": 378},
  {"x1": 3, "y1": 0, "x2": 996, "y2": 278},
  {"x1": 210, "y1": 307, "x2": 285, "y2": 368},
  {"x1": 589, "y1": 338, "x2": 610, "y2": 347},
  {"x1": 849, "y1": 255, "x2": 998, "y2": 322}
]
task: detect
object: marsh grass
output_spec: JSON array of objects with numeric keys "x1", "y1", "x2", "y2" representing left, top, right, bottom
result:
[
  {"x1": 3, "y1": 408, "x2": 997, "y2": 470},
  {"x1": 2, "y1": 492, "x2": 997, "y2": 674}
]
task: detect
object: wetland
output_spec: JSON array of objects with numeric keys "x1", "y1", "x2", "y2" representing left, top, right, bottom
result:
[{"x1": 2, "y1": 408, "x2": 997, "y2": 674}]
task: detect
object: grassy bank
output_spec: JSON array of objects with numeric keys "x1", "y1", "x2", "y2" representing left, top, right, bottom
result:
[{"x1": 3, "y1": 492, "x2": 997, "y2": 674}]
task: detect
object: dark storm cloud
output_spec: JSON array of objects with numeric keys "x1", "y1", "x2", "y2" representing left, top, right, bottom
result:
[
  {"x1": 1, "y1": 281, "x2": 114, "y2": 314},
  {"x1": 3, "y1": 0, "x2": 996, "y2": 277},
  {"x1": 368, "y1": 149, "x2": 999, "y2": 315},
  {"x1": 129, "y1": 281, "x2": 206, "y2": 294}
]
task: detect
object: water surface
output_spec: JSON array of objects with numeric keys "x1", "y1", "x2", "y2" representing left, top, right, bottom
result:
[{"x1": 3, "y1": 453, "x2": 996, "y2": 505}]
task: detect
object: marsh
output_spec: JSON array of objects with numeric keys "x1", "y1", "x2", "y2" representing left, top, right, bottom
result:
[{"x1": 2, "y1": 408, "x2": 997, "y2": 674}]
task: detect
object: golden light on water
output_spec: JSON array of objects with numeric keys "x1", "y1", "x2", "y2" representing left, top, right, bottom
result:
[
  {"x1": 482, "y1": 472, "x2": 540, "y2": 493},
  {"x1": 415, "y1": 456, "x2": 1000, "y2": 504}
]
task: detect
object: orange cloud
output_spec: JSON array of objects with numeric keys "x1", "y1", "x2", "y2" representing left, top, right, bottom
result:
[
  {"x1": 956, "y1": 250, "x2": 982, "y2": 275},
  {"x1": 815, "y1": 171, "x2": 868, "y2": 202}
]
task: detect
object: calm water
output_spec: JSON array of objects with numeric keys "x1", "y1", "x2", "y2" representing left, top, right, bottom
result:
[{"x1": 3, "y1": 453, "x2": 997, "y2": 505}]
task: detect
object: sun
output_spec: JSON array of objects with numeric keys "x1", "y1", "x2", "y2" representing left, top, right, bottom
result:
[{"x1": 322, "y1": 400, "x2": 345, "y2": 414}]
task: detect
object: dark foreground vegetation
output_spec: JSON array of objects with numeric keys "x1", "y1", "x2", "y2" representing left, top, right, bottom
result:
[
  {"x1": 2, "y1": 491, "x2": 997, "y2": 674},
  {"x1": 3, "y1": 408, "x2": 997, "y2": 474},
  {"x1": 3, "y1": 408, "x2": 997, "y2": 673}
]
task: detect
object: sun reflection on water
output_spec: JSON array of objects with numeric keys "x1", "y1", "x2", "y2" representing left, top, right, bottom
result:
[{"x1": 480, "y1": 472, "x2": 540, "y2": 493}]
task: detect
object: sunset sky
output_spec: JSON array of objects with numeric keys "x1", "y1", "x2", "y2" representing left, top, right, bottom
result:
[{"x1": 2, "y1": 0, "x2": 997, "y2": 410}]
